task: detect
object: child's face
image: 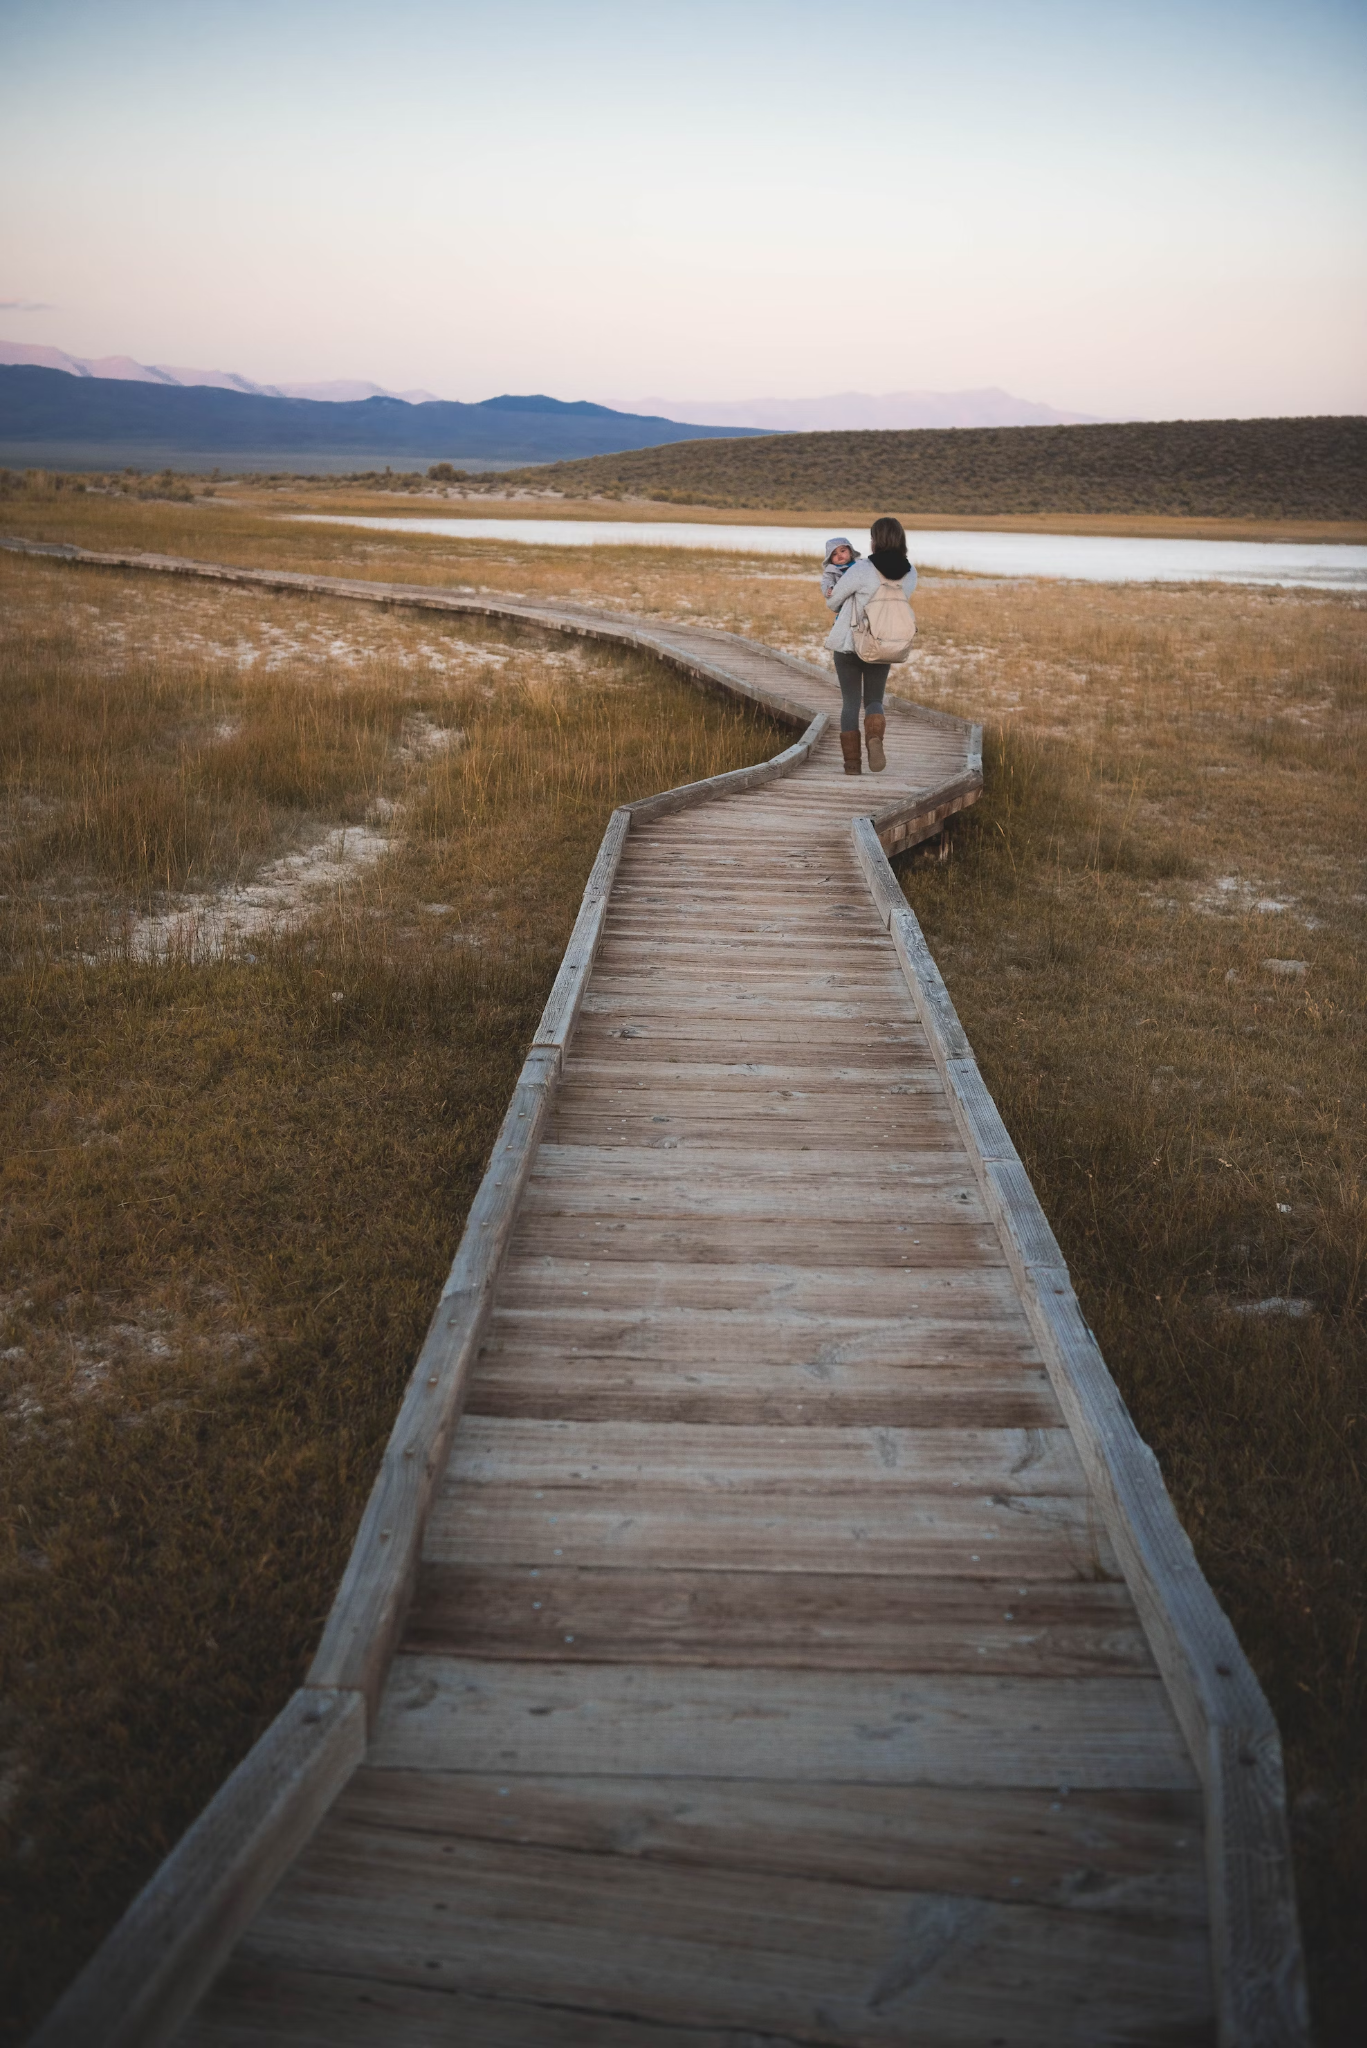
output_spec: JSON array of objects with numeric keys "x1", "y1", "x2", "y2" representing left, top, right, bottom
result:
[{"x1": 831, "y1": 546, "x2": 853, "y2": 566}]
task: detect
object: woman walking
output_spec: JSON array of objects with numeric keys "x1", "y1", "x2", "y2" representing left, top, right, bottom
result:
[{"x1": 824, "y1": 516, "x2": 917, "y2": 774}]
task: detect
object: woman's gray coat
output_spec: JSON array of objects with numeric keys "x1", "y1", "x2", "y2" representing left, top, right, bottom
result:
[{"x1": 824, "y1": 557, "x2": 918, "y2": 653}]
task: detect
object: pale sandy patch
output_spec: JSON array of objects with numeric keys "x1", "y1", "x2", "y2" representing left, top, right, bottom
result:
[{"x1": 124, "y1": 823, "x2": 392, "y2": 960}]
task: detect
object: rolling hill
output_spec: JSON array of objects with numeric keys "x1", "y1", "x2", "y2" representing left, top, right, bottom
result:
[{"x1": 496, "y1": 416, "x2": 1367, "y2": 521}]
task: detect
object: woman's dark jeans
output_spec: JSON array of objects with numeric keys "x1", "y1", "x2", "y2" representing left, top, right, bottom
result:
[{"x1": 833, "y1": 651, "x2": 890, "y2": 732}]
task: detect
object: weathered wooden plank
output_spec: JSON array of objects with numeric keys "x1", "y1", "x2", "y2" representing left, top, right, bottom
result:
[
  {"x1": 584, "y1": 970, "x2": 900, "y2": 997},
  {"x1": 562, "y1": 1041, "x2": 941, "y2": 1075},
  {"x1": 593, "y1": 943, "x2": 899, "y2": 968},
  {"x1": 548, "y1": 1114, "x2": 963, "y2": 1150},
  {"x1": 986, "y1": 1156, "x2": 1069, "y2": 1269},
  {"x1": 29, "y1": 1688, "x2": 365, "y2": 2048},
  {"x1": 480, "y1": 1318, "x2": 1043, "y2": 1380},
  {"x1": 530, "y1": 1140, "x2": 982, "y2": 1191},
  {"x1": 332, "y1": 1769, "x2": 1203, "y2": 1916},
  {"x1": 405, "y1": 1564, "x2": 1155, "y2": 1675},
  {"x1": 466, "y1": 1350, "x2": 1064, "y2": 1428},
  {"x1": 610, "y1": 874, "x2": 880, "y2": 893},
  {"x1": 522, "y1": 1158, "x2": 979, "y2": 1213},
  {"x1": 371, "y1": 1657, "x2": 1198, "y2": 1786},
  {"x1": 578, "y1": 995, "x2": 908, "y2": 1023},
  {"x1": 531, "y1": 813, "x2": 621, "y2": 1054},
  {"x1": 424, "y1": 1479, "x2": 1117, "y2": 1579},
  {"x1": 568, "y1": 1018, "x2": 927, "y2": 1048},
  {"x1": 551, "y1": 1084, "x2": 944, "y2": 1117},
  {"x1": 202, "y1": 1838, "x2": 1215, "y2": 2043},
  {"x1": 594, "y1": 932, "x2": 891, "y2": 956},
  {"x1": 445, "y1": 1416, "x2": 1087, "y2": 1494},
  {"x1": 601, "y1": 889, "x2": 879, "y2": 911},
  {"x1": 495, "y1": 1257, "x2": 1032, "y2": 1320},
  {"x1": 508, "y1": 1217, "x2": 1004, "y2": 1269},
  {"x1": 555, "y1": 1056, "x2": 944, "y2": 1089},
  {"x1": 890, "y1": 906, "x2": 972, "y2": 1060},
  {"x1": 182, "y1": 1963, "x2": 818, "y2": 2048},
  {"x1": 591, "y1": 960, "x2": 907, "y2": 985}
]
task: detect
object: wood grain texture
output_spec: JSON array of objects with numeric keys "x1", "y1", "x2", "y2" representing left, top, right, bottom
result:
[
  {"x1": 443, "y1": 1415, "x2": 1088, "y2": 1493},
  {"x1": 370, "y1": 1656, "x2": 1198, "y2": 1788},
  {"x1": 214, "y1": 1834, "x2": 1213, "y2": 2046},
  {"x1": 465, "y1": 1350, "x2": 1066, "y2": 1428},
  {"x1": 306, "y1": 1768, "x2": 1206, "y2": 1916},
  {"x1": 424, "y1": 1478, "x2": 1118, "y2": 1579},
  {"x1": 404, "y1": 1564, "x2": 1156, "y2": 1675}
]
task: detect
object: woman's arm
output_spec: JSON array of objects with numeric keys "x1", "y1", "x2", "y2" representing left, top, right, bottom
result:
[{"x1": 826, "y1": 562, "x2": 866, "y2": 612}]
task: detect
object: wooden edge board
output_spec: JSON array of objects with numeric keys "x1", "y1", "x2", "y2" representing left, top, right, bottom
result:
[
  {"x1": 27, "y1": 1687, "x2": 365, "y2": 2048},
  {"x1": 23, "y1": 540, "x2": 884, "y2": 2048},
  {"x1": 849, "y1": 815, "x2": 1309, "y2": 2047},
  {"x1": 872, "y1": 778, "x2": 983, "y2": 858},
  {"x1": 306, "y1": 1061, "x2": 556, "y2": 1711},
  {"x1": 533, "y1": 896, "x2": 611, "y2": 1052},
  {"x1": 629, "y1": 635, "x2": 818, "y2": 731},
  {"x1": 626, "y1": 711, "x2": 828, "y2": 820}
]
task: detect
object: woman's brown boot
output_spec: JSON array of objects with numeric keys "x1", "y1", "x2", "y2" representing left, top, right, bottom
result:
[
  {"x1": 865, "y1": 711, "x2": 887, "y2": 772},
  {"x1": 840, "y1": 729, "x2": 862, "y2": 775}
]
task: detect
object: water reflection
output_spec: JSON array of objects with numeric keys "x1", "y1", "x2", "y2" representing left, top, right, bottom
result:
[{"x1": 288, "y1": 515, "x2": 1367, "y2": 590}]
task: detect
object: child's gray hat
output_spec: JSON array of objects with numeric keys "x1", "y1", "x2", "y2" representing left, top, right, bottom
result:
[{"x1": 823, "y1": 535, "x2": 857, "y2": 564}]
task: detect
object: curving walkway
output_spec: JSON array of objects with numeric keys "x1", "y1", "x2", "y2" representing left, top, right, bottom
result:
[{"x1": 9, "y1": 541, "x2": 1306, "y2": 2048}]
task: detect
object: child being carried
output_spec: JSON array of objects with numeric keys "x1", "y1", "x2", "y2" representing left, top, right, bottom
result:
[{"x1": 820, "y1": 535, "x2": 860, "y2": 599}]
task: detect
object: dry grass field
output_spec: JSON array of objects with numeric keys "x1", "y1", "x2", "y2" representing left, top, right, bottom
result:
[
  {"x1": 898, "y1": 579, "x2": 1367, "y2": 2039},
  {"x1": 2, "y1": 476, "x2": 1364, "y2": 2039},
  {"x1": 0, "y1": 537, "x2": 789, "y2": 2041}
]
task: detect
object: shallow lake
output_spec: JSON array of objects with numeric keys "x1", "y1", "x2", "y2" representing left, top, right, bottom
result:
[{"x1": 291, "y1": 514, "x2": 1367, "y2": 590}]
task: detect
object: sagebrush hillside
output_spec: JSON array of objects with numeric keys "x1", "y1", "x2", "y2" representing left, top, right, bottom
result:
[{"x1": 500, "y1": 415, "x2": 1367, "y2": 520}]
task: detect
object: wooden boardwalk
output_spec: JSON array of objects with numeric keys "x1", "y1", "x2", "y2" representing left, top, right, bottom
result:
[{"x1": 13, "y1": 544, "x2": 1306, "y2": 2048}]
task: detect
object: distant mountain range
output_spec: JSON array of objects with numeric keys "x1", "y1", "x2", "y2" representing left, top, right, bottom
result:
[
  {"x1": 622, "y1": 387, "x2": 1104, "y2": 430},
  {"x1": 0, "y1": 343, "x2": 1102, "y2": 432},
  {"x1": 0, "y1": 364, "x2": 764, "y2": 471},
  {"x1": 0, "y1": 340, "x2": 440, "y2": 404}
]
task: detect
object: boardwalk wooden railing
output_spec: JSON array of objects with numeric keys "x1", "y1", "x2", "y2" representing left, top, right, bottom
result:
[
  {"x1": 850, "y1": 819, "x2": 1307, "y2": 2043},
  {"x1": 10, "y1": 535, "x2": 1307, "y2": 2048}
]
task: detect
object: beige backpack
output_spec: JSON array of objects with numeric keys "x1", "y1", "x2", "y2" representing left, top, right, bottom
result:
[{"x1": 852, "y1": 574, "x2": 917, "y2": 664}]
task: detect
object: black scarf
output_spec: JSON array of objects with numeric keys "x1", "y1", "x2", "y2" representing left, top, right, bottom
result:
[{"x1": 869, "y1": 546, "x2": 911, "y2": 578}]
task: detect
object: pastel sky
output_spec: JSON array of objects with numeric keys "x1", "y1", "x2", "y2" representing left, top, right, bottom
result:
[{"x1": 1, "y1": 0, "x2": 1364, "y2": 418}]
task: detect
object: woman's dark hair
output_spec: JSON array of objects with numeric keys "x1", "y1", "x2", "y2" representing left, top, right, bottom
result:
[{"x1": 869, "y1": 516, "x2": 906, "y2": 552}]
